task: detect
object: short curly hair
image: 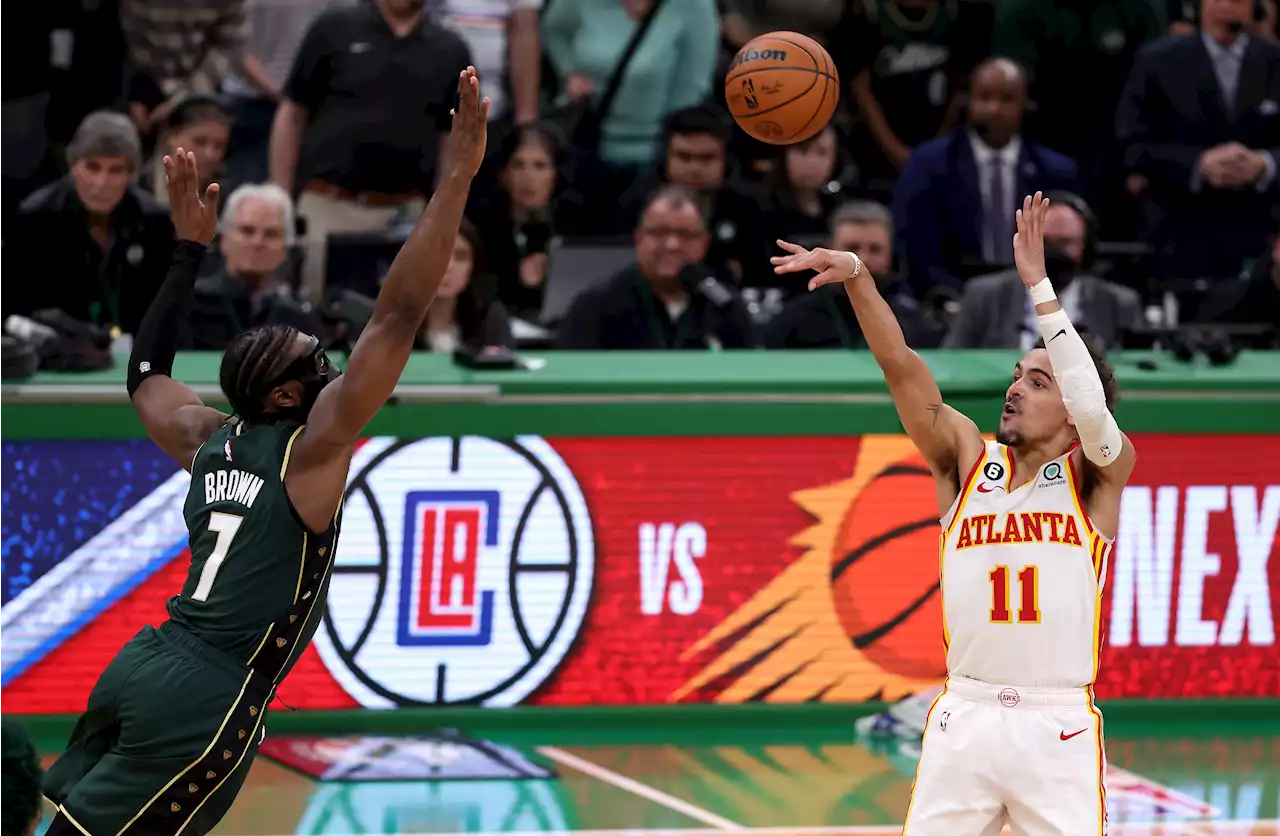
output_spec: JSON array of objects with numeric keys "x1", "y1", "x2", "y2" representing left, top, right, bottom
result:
[
  {"x1": 2, "y1": 718, "x2": 44, "y2": 836},
  {"x1": 1034, "y1": 331, "x2": 1120, "y2": 412}
]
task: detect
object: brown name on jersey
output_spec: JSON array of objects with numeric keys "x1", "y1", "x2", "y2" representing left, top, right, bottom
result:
[{"x1": 203, "y1": 469, "x2": 266, "y2": 509}]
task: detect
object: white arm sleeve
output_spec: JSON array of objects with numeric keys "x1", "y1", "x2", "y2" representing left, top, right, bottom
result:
[{"x1": 1035, "y1": 307, "x2": 1124, "y2": 467}]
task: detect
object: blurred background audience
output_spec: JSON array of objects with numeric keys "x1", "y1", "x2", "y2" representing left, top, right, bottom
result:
[{"x1": 1, "y1": 0, "x2": 1277, "y2": 360}]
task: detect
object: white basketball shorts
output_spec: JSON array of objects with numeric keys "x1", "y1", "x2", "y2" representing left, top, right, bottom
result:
[{"x1": 903, "y1": 676, "x2": 1108, "y2": 836}]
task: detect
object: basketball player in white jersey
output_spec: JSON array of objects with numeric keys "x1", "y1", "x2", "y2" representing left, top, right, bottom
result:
[{"x1": 772, "y1": 192, "x2": 1136, "y2": 835}]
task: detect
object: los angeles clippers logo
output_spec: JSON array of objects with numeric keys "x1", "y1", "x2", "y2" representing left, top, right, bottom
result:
[
  {"x1": 313, "y1": 436, "x2": 596, "y2": 707},
  {"x1": 398, "y1": 490, "x2": 498, "y2": 647}
]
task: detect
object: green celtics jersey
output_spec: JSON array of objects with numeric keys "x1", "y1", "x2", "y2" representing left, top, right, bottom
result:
[{"x1": 169, "y1": 420, "x2": 341, "y2": 683}]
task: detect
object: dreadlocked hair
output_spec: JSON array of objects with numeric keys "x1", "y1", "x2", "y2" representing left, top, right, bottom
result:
[
  {"x1": 1034, "y1": 329, "x2": 1120, "y2": 412},
  {"x1": 2, "y1": 717, "x2": 43, "y2": 836},
  {"x1": 220, "y1": 324, "x2": 300, "y2": 420}
]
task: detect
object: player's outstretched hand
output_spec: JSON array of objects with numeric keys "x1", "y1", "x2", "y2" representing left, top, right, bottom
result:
[
  {"x1": 164, "y1": 147, "x2": 220, "y2": 245},
  {"x1": 772, "y1": 240, "x2": 863, "y2": 291},
  {"x1": 444, "y1": 66, "x2": 491, "y2": 178},
  {"x1": 1013, "y1": 191, "x2": 1050, "y2": 288}
]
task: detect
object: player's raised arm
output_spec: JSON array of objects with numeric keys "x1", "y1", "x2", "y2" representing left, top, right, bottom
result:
[
  {"x1": 295, "y1": 67, "x2": 489, "y2": 453},
  {"x1": 772, "y1": 241, "x2": 984, "y2": 488},
  {"x1": 127, "y1": 148, "x2": 232, "y2": 471},
  {"x1": 1013, "y1": 192, "x2": 1137, "y2": 491}
]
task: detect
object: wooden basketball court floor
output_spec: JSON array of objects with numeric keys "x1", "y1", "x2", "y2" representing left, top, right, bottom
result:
[{"x1": 32, "y1": 718, "x2": 1280, "y2": 836}]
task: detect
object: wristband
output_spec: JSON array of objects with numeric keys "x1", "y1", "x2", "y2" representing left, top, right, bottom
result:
[
  {"x1": 1028, "y1": 277, "x2": 1057, "y2": 305},
  {"x1": 846, "y1": 252, "x2": 862, "y2": 280}
]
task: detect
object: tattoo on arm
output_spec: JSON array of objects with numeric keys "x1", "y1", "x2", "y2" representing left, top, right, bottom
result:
[{"x1": 927, "y1": 403, "x2": 941, "y2": 427}]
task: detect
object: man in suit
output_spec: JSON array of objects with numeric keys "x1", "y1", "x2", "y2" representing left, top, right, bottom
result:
[
  {"x1": 944, "y1": 193, "x2": 1142, "y2": 349},
  {"x1": 1116, "y1": 0, "x2": 1280, "y2": 280},
  {"x1": 892, "y1": 57, "x2": 1079, "y2": 298}
]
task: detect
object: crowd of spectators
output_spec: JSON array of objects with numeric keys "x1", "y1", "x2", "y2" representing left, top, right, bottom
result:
[{"x1": 2, "y1": 0, "x2": 1278, "y2": 361}]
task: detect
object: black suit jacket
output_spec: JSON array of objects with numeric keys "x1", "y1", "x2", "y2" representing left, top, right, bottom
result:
[
  {"x1": 892, "y1": 129, "x2": 1079, "y2": 294},
  {"x1": 1117, "y1": 33, "x2": 1280, "y2": 279}
]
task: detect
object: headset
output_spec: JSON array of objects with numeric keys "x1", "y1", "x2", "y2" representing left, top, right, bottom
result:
[{"x1": 1042, "y1": 190, "x2": 1099, "y2": 269}]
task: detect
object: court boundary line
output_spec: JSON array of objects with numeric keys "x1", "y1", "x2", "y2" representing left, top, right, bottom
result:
[
  {"x1": 536, "y1": 745, "x2": 745, "y2": 831},
  {"x1": 236, "y1": 822, "x2": 1280, "y2": 836}
]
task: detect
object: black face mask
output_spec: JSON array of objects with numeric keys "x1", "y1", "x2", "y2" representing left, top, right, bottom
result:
[
  {"x1": 263, "y1": 339, "x2": 341, "y2": 423},
  {"x1": 1043, "y1": 244, "x2": 1081, "y2": 289}
]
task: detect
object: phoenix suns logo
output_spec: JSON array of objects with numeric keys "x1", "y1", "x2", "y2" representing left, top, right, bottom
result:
[{"x1": 676, "y1": 435, "x2": 946, "y2": 702}]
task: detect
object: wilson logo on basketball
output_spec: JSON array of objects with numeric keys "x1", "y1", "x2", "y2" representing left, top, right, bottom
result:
[
  {"x1": 727, "y1": 47, "x2": 789, "y2": 71},
  {"x1": 725, "y1": 32, "x2": 840, "y2": 146},
  {"x1": 675, "y1": 435, "x2": 944, "y2": 703}
]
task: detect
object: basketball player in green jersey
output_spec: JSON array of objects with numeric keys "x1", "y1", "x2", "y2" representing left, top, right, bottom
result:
[{"x1": 43, "y1": 68, "x2": 491, "y2": 836}]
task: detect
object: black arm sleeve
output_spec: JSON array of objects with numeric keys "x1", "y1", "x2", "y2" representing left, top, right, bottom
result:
[{"x1": 126, "y1": 239, "x2": 207, "y2": 398}]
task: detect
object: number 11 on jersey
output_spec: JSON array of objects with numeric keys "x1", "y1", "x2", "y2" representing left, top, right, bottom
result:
[{"x1": 989, "y1": 565, "x2": 1040, "y2": 624}]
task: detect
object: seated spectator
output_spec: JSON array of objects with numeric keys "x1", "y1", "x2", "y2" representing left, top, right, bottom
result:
[
  {"x1": 1116, "y1": 0, "x2": 1280, "y2": 281},
  {"x1": 893, "y1": 58, "x2": 1078, "y2": 297},
  {"x1": 4, "y1": 111, "x2": 174, "y2": 339},
  {"x1": 2, "y1": 717, "x2": 44, "y2": 836},
  {"x1": 186, "y1": 184, "x2": 326, "y2": 349},
  {"x1": 557, "y1": 185, "x2": 753, "y2": 349},
  {"x1": 541, "y1": 0, "x2": 718, "y2": 203},
  {"x1": 761, "y1": 201, "x2": 944, "y2": 349},
  {"x1": 1196, "y1": 227, "x2": 1280, "y2": 327},
  {"x1": 944, "y1": 193, "x2": 1141, "y2": 349},
  {"x1": 419, "y1": 219, "x2": 514, "y2": 352},
  {"x1": 621, "y1": 106, "x2": 770, "y2": 286},
  {"x1": 270, "y1": 0, "x2": 471, "y2": 300},
  {"x1": 469, "y1": 123, "x2": 586, "y2": 318},
  {"x1": 840, "y1": 0, "x2": 992, "y2": 194},
  {"x1": 761, "y1": 124, "x2": 848, "y2": 242},
  {"x1": 144, "y1": 96, "x2": 230, "y2": 207}
]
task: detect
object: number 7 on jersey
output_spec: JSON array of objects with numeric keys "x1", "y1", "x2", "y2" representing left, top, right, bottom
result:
[
  {"x1": 192, "y1": 512, "x2": 244, "y2": 602},
  {"x1": 989, "y1": 565, "x2": 1041, "y2": 624}
]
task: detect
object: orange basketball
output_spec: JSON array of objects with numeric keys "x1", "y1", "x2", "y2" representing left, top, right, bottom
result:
[
  {"x1": 725, "y1": 31, "x2": 840, "y2": 145},
  {"x1": 829, "y1": 454, "x2": 947, "y2": 682}
]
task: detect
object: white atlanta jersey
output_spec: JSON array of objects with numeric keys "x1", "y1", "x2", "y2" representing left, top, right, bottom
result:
[{"x1": 939, "y1": 441, "x2": 1112, "y2": 690}]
